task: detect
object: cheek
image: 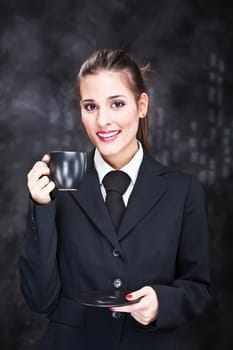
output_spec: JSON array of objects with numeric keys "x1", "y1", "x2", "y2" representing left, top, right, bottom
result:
[
  {"x1": 125, "y1": 114, "x2": 140, "y2": 132},
  {"x1": 120, "y1": 106, "x2": 138, "y2": 126}
]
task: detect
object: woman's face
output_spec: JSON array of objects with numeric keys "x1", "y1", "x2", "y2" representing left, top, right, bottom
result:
[{"x1": 80, "y1": 70, "x2": 148, "y2": 169}]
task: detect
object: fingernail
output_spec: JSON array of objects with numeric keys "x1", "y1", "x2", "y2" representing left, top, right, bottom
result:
[
  {"x1": 108, "y1": 307, "x2": 114, "y2": 311},
  {"x1": 126, "y1": 294, "x2": 133, "y2": 299}
]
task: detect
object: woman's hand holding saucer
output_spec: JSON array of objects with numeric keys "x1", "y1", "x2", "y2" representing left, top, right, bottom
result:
[{"x1": 109, "y1": 286, "x2": 159, "y2": 326}]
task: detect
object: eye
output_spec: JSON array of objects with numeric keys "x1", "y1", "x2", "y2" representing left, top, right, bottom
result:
[
  {"x1": 111, "y1": 100, "x2": 125, "y2": 108},
  {"x1": 83, "y1": 103, "x2": 97, "y2": 111}
]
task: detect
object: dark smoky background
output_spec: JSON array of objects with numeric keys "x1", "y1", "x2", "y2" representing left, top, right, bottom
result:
[{"x1": 0, "y1": 0, "x2": 232, "y2": 349}]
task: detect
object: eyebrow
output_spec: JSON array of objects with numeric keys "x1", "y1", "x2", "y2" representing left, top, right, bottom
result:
[{"x1": 80, "y1": 95, "x2": 126, "y2": 103}]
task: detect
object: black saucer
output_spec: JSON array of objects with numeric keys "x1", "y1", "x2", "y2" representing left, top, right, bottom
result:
[{"x1": 79, "y1": 290, "x2": 140, "y2": 307}]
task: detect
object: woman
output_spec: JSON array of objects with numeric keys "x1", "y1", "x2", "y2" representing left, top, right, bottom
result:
[{"x1": 20, "y1": 49, "x2": 212, "y2": 349}]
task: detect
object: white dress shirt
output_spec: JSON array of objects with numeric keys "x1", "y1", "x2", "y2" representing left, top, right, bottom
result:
[{"x1": 94, "y1": 142, "x2": 144, "y2": 206}]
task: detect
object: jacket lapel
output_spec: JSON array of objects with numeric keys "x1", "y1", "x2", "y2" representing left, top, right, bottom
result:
[
  {"x1": 69, "y1": 154, "x2": 122, "y2": 251},
  {"x1": 69, "y1": 151, "x2": 169, "y2": 247},
  {"x1": 117, "y1": 153, "x2": 169, "y2": 241}
]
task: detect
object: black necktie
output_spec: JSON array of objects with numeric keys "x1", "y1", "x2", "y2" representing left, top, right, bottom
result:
[{"x1": 102, "y1": 170, "x2": 131, "y2": 230}]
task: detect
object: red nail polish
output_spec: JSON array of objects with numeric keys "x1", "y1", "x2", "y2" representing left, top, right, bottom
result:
[
  {"x1": 126, "y1": 294, "x2": 133, "y2": 299},
  {"x1": 108, "y1": 307, "x2": 114, "y2": 311}
]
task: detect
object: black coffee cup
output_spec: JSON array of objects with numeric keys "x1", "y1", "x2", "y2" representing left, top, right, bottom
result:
[{"x1": 49, "y1": 151, "x2": 87, "y2": 191}]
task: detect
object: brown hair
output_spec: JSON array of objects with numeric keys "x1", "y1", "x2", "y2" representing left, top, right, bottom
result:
[{"x1": 76, "y1": 49, "x2": 150, "y2": 151}]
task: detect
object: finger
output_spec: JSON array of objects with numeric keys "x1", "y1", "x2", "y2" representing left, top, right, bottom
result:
[
  {"x1": 133, "y1": 287, "x2": 158, "y2": 311},
  {"x1": 42, "y1": 154, "x2": 50, "y2": 163},
  {"x1": 37, "y1": 176, "x2": 51, "y2": 189},
  {"x1": 109, "y1": 305, "x2": 131, "y2": 313},
  {"x1": 110, "y1": 287, "x2": 157, "y2": 314},
  {"x1": 110, "y1": 287, "x2": 150, "y2": 313},
  {"x1": 41, "y1": 180, "x2": 55, "y2": 194},
  {"x1": 109, "y1": 297, "x2": 144, "y2": 314},
  {"x1": 30, "y1": 180, "x2": 55, "y2": 204},
  {"x1": 30, "y1": 177, "x2": 54, "y2": 193},
  {"x1": 28, "y1": 161, "x2": 50, "y2": 183},
  {"x1": 125, "y1": 286, "x2": 153, "y2": 301},
  {"x1": 28, "y1": 161, "x2": 49, "y2": 177}
]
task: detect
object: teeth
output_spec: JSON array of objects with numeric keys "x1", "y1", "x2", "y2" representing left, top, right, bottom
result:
[{"x1": 98, "y1": 131, "x2": 119, "y2": 138}]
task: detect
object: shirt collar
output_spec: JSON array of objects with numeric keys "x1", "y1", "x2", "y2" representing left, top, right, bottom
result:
[{"x1": 94, "y1": 142, "x2": 144, "y2": 185}]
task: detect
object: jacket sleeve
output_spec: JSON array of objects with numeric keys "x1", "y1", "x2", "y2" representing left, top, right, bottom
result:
[
  {"x1": 19, "y1": 199, "x2": 61, "y2": 314},
  {"x1": 152, "y1": 175, "x2": 213, "y2": 330}
]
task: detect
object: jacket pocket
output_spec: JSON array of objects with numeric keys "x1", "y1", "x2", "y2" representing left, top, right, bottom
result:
[{"x1": 48, "y1": 297, "x2": 85, "y2": 328}]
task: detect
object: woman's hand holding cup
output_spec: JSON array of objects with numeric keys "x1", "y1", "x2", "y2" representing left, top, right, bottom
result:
[{"x1": 27, "y1": 154, "x2": 55, "y2": 205}]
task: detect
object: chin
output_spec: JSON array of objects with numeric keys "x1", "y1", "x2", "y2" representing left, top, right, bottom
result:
[
  {"x1": 100, "y1": 150, "x2": 120, "y2": 159},
  {"x1": 97, "y1": 142, "x2": 121, "y2": 155}
]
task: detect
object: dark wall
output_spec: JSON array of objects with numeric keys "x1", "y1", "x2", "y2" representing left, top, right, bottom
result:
[{"x1": 0, "y1": 0, "x2": 232, "y2": 349}]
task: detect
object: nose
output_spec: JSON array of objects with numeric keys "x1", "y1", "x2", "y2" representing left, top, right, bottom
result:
[{"x1": 97, "y1": 107, "x2": 112, "y2": 127}]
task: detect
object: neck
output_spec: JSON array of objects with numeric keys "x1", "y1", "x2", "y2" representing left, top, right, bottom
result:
[{"x1": 102, "y1": 143, "x2": 139, "y2": 170}]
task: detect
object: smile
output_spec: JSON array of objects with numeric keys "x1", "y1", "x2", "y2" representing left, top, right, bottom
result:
[{"x1": 96, "y1": 130, "x2": 121, "y2": 142}]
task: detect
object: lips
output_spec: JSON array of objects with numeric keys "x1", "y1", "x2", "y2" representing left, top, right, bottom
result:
[{"x1": 96, "y1": 130, "x2": 120, "y2": 142}]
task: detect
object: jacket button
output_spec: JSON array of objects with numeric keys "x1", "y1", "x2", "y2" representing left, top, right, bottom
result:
[
  {"x1": 113, "y1": 278, "x2": 122, "y2": 289},
  {"x1": 112, "y1": 311, "x2": 121, "y2": 319},
  {"x1": 112, "y1": 248, "x2": 120, "y2": 257}
]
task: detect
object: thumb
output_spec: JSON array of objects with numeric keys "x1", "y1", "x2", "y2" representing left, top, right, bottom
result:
[{"x1": 125, "y1": 286, "x2": 150, "y2": 301}]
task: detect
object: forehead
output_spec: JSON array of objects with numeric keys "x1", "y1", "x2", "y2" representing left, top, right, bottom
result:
[{"x1": 79, "y1": 70, "x2": 133, "y2": 97}]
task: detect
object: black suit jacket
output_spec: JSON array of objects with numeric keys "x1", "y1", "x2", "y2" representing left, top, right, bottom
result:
[{"x1": 19, "y1": 151, "x2": 212, "y2": 350}]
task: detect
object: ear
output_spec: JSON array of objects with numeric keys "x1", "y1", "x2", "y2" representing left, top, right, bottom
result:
[{"x1": 138, "y1": 92, "x2": 149, "y2": 119}]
